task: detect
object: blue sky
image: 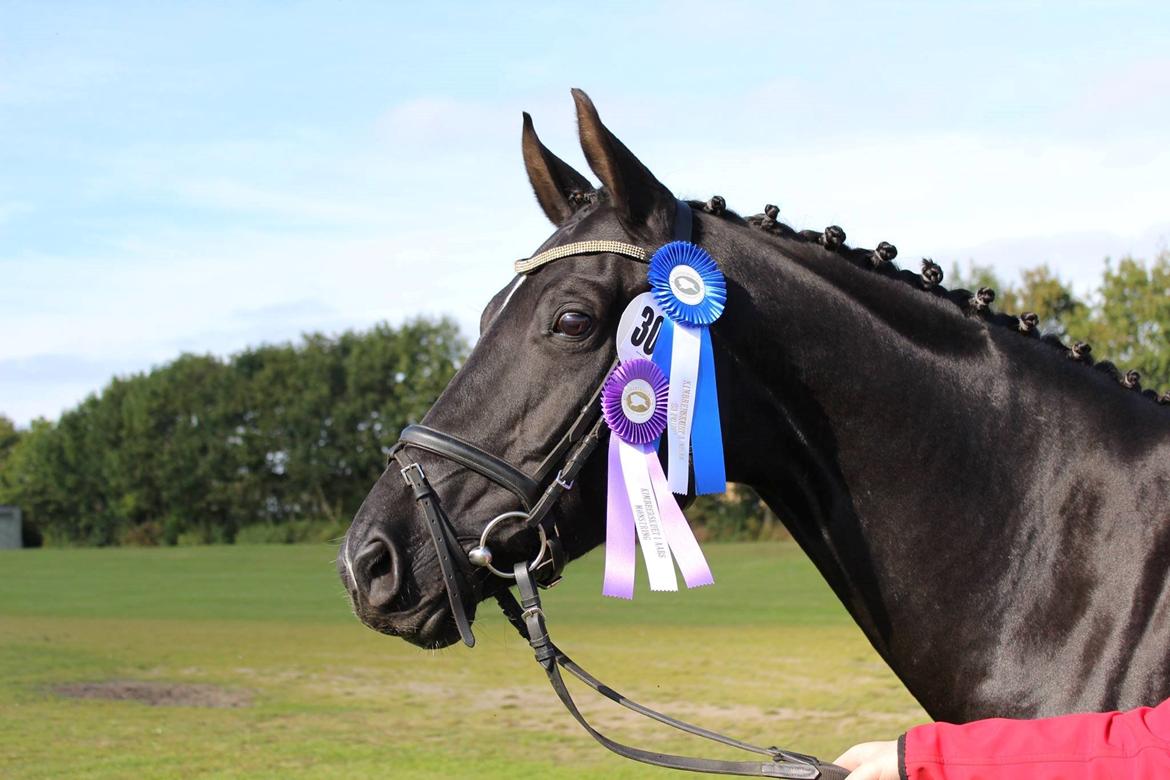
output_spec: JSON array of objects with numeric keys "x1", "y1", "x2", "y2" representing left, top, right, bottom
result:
[{"x1": 3, "y1": 2, "x2": 1170, "y2": 425}]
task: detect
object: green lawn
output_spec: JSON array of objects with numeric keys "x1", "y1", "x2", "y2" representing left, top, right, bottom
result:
[{"x1": 0, "y1": 542, "x2": 924, "y2": 779}]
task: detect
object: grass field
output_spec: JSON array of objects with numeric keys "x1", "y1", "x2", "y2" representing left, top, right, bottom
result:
[{"x1": 0, "y1": 542, "x2": 925, "y2": 779}]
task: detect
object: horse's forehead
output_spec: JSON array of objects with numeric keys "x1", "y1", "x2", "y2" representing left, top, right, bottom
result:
[{"x1": 494, "y1": 275, "x2": 527, "y2": 319}]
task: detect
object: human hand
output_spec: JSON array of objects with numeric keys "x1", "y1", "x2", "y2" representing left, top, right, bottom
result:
[{"x1": 834, "y1": 740, "x2": 900, "y2": 780}]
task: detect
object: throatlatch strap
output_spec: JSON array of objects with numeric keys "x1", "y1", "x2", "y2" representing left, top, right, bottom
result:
[
  {"x1": 532, "y1": 361, "x2": 612, "y2": 486},
  {"x1": 526, "y1": 413, "x2": 607, "y2": 533},
  {"x1": 498, "y1": 565, "x2": 847, "y2": 780}
]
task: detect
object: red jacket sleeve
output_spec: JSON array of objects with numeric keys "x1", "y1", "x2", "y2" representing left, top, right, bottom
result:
[{"x1": 903, "y1": 696, "x2": 1170, "y2": 779}]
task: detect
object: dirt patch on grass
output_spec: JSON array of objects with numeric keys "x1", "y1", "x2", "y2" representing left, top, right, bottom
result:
[{"x1": 53, "y1": 680, "x2": 252, "y2": 708}]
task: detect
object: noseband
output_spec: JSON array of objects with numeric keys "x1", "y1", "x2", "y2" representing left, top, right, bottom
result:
[
  {"x1": 388, "y1": 371, "x2": 610, "y2": 646},
  {"x1": 385, "y1": 201, "x2": 846, "y2": 780}
]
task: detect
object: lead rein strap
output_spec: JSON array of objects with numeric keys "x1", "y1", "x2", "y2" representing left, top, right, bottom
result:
[{"x1": 497, "y1": 565, "x2": 847, "y2": 780}]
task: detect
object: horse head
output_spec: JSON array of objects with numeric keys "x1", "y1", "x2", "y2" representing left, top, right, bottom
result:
[{"x1": 339, "y1": 90, "x2": 718, "y2": 648}]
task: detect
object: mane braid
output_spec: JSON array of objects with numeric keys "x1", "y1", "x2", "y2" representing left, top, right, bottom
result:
[
  {"x1": 568, "y1": 189, "x2": 602, "y2": 207},
  {"x1": 685, "y1": 197, "x2": 1168, "y2": 406}
]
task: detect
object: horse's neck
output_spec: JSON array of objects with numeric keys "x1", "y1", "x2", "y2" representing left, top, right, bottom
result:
[{"x1": 713, "y1": 223, "x2": 1170, "y2": 721}]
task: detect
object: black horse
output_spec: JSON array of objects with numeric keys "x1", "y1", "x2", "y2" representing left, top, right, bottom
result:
[{"x1": 340, "y1": 89, "x2": 1170, "y2": 726}]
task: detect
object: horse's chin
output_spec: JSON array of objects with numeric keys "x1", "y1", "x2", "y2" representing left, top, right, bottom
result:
[
  {"x1": 406, "y1": 605, "x2": 465, "y2": 649},
  {"x1": 358, "y1": 601, "x2": 470, "y2": 650}
]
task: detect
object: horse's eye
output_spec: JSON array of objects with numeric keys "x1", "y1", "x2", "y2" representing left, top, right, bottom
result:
[{"x1": 554, "y1": 311, "x2": 593, "y2": 337}]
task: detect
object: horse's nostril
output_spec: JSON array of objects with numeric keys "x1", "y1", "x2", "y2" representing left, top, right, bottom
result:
[{"x1": 353, "y1": 531, "x2": 402, "y2": 609}]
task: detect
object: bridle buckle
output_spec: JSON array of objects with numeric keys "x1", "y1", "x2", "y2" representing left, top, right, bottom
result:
[
  {"x1": 532, "y1": 556, "x2": 564, "y2": 589},
  {"x1": 554, "y1": 469, "x2": 574, "y2": 491},
  {"x1": 399, "y1": 462, "x2": 426, "y2": 485}
]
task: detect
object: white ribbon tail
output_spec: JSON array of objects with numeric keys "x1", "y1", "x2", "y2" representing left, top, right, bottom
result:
[
  {"x1": 618, "y1": 439, "x2": 677, "y2": 591},
  {"x1": 666, "y1": 323, "x2": 701, "y2": 494},
  {"x1": 647, "y1": 452, "x2": 714, "y2": 589}
]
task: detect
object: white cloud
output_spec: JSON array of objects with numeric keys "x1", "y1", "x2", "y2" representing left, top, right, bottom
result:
[{"x1": 7, "y1": 87, "x2": 1170, "y2": 425}]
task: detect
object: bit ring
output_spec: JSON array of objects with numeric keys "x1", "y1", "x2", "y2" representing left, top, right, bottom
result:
[{"x1": 472, "y1": 511, "x2": 548, "y2": 579}]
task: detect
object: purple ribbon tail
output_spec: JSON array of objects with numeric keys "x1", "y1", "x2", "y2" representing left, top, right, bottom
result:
[
  {"x1": 603, "y1": 435, "x2": 636, "y2": 599},
  {"x1": 647, "y1": 449, "x2": 714, "y2": 589}
]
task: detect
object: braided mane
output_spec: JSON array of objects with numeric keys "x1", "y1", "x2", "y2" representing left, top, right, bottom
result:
[{"x1": 683, "y1": 194, "x2": 1170, "y2": 406}]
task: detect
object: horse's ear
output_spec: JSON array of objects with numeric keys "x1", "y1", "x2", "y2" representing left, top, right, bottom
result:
[
  {"x1": 572, "y1": 88, "x2": 675, "y2": 237},
  {"x1": 522, "y1": 112, "x2": 594, "y2": 226}
]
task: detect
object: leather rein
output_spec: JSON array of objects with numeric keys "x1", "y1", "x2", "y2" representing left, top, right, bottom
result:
[{"x1": 387, "y1": 202, "x2": 847, "y2": 780}]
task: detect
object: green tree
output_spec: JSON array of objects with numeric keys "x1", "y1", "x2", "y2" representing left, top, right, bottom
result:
[
  {"x1": 0, "y1": 317, "x2": 466, "y2": 546},
  {"x1": 1065, "y1": 254, "x2": 1170, "y2": 390},
  {"x1": 0, "y1": 418, "x2": 69, "y2": 543},
  {"x1": 687, "y1": 485, "x2": 789, "y2": 542},
  {"x1": 0, "y1": 415, "x2": 22, "y2": 472}
]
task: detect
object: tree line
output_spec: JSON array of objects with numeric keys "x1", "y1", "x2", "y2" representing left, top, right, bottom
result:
[
  {"x1": 2, "y1": 252, "x2": 1167, "y2": 547},
  {"x1": 0, "y1": 318, "x2": 466, "y2": 546}
]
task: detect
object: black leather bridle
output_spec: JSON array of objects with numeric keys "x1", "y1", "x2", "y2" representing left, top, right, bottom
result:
[
  {"x1": 388, "y1": 371, "x2": 609, "y2": 645},
  {"x1": 385, "y1": 202, "x2": 847, "y2": 780}
]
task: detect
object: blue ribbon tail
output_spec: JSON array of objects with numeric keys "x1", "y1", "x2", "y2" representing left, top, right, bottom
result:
[
  {"x1": 692, "y1": 328, "x2": 726, "y2": 494},
  {"x1": 651, "y1": 317, "x2": 674, "y2": 379}
]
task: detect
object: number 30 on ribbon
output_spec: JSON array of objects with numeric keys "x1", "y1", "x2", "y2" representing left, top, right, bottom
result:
[{"x1": 616, "y1": 292, "x2": 667, "y2": 363}]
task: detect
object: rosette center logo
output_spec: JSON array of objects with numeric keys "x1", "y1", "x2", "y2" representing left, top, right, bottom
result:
[
  {"x1": 621, "y1": 378, "x2": 656, "y2": 423},
  {"x1": 669, "y1": 265, "x2": 706, "y2": 305}
]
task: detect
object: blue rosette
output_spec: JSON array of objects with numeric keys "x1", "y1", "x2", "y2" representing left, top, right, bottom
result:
[
  {"x1": 647, "y1": 241, "x2": 727, "y2": 496},
  {"x1": 647, "y1": 241, "x2": 726, "y2": 326}
]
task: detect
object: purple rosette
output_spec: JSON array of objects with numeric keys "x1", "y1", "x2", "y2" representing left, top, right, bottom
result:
[
  {"x1": 602, "y1": 359, "x2": 668, "y2": 445},
  {"x1": 601, "y1": 357, "x2": 714, "y2": 598}
]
